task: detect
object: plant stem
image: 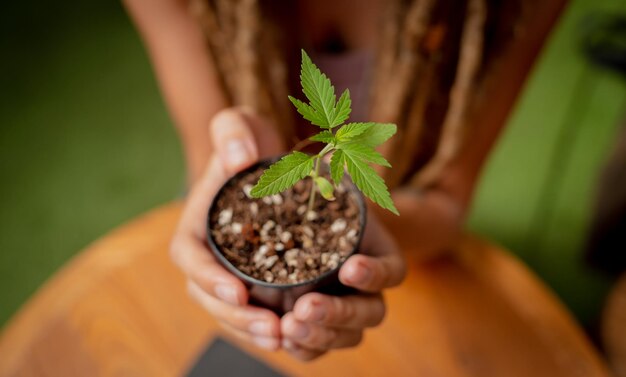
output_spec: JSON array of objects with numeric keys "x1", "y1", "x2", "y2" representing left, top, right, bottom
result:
[
  {"x1": 307, "y1": 156, "x2": 321, "y2": 215},
  {"x1": 306, "y1": 144, "x2": 334, "y2": 218}
]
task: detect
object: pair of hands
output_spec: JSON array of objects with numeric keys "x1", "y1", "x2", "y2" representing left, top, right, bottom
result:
[{"x1": 170, "y1": 108, "x2": 407, "y2": 361}]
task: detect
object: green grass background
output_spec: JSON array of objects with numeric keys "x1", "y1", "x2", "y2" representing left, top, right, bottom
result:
[
  {"x1": 0, "y1": 0, "x2": 624, "y2": 328},
  {"x1": 0, "y1": 2, "x2": 184, "y2": 326},
  {"x1": 468, "y1": 0, "x2": 626, "y2": 326}
]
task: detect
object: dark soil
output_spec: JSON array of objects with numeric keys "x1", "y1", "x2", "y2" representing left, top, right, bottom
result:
[{"x1": 208, "y1": 166, "x2": 362, "y2": 285}]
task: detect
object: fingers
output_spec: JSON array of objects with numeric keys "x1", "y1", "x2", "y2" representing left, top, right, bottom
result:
[
  {"x1": 172, "y1": 109, "x2": 273, "y2": 307},
  {"x1": 281, "y1": 293, "x2": 380, "y2": 360},
  {"x1": 335, "y1": 211, "x2": 406, "y2": 293},
  {"x1": 187, "y1": 281, "x2": 281, "y2": 346},
  {"x1": 170, "y1": 234, "x2": 248, "y2": 306},
  {"x1": 282, "y1": 312, "x2": 364, "y2": 352},
  {"x1": 237, "y1": 107, "x2": 286, "y2": 158},
  {"x1": 210, "y1": 108, "x2": 286, "y2": 174},
  {"x1": 338, "y1": 253, "x2": 406, "y2": 293},
  {"x1": 210, "y1": 108, "x2": 259, "y2": 174},
  {"x1": 292, "y1": 292, "x2": 386, "y2": 329},
  {"x1": 170, "y1": 108, "x2": 288, "y2": 353},
  {"x1": 282, "y1": 339, "x2": 326, "y2": 361},
  {"x1": 171, "y1": 157, "x2": 247, "y2": 306},
  {"x1": 221, "y1": 321, "x2": 282, "y2": 351}
]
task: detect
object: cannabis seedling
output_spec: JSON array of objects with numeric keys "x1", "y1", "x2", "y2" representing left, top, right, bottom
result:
[{"x1": 250, "y1": 50, "x2": 399, "y2": 216}]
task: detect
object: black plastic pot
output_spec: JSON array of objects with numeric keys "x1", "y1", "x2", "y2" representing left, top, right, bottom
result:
[{"x1": 206, "y1": 156, "x2": 367, "y2": 314}]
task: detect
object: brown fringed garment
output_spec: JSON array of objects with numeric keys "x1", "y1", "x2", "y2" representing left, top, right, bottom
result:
[{"x1": 189, "y1": 0, "x2": 525, "y2": 190}]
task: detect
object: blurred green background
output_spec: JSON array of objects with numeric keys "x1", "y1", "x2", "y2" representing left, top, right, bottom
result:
[
  {"x1": 0, "y1": 0, "x2": 624, "y2": 329},
  {"x1": 468, "y1": 0, "x2": 626, "y2": 327},
  {"x1": 0, "y1": 1, "x2": 184, "y2": 326}
]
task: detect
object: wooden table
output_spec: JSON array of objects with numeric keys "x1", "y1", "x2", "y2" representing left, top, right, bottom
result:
[
  {"x1": 0, "y1": 203, "x2": 611, "y2": 376},
  {"x1": 604, "y1": 273, "x2": 626, "y2": 377}
]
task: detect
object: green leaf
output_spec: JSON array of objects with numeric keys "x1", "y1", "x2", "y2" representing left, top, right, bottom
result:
[
  {"x1": 338, "y1": 142, "x2": 391, "y2": 168},
  {"x1": 345, "y1": 123, "x2": 397, "y2": 147},
  {"x1": 335, "y1": 122, "x2": 373, "y2": 142},
  {"x1": 343, "y1": 152, "x2": 399, "y2": 215},
  {"x1": 288, "y1": 96, "x2": 328, "y2": 127},
  {"x1": 330, "y1": 89, "x2": 351, "y2": 126},
  {"x1": 250, "y1": 152, "x2": 314, "y2": 197},
  {"x1": 330, "y1": 150, "x2": 345, "y2": 185},
  {"x1": 309, "y1": 130, "x2": 335, "y2": 144},
  {"x1": 300, "y1": 50, "x2": 336, "y2": 128},
  {"x1": 315, "y1": 177, "x2": 335, "y2": 201}
]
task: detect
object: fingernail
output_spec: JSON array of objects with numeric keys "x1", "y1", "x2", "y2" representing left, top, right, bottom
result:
[
  {"x1": 249, "y1": 320, "x2": 272, "y2": 336},
  {"x1": 215, "y1": 284, "x2": 239, "y2": 305},
  {"x1": 289, "y1": 322, "x2": 309, "y2": 339},
  {"x1": 253, "y1": 336, "x2": 278, "y2": 350},
  {"x1": 303, "y1": 300, "x2": 325, "y2": 322},
  {"x1": 224, "y1": 139, "x2": 251, "y2": 168},
  {"x1": 347, "y1": 261, "x2": 372, "y2": 285}
]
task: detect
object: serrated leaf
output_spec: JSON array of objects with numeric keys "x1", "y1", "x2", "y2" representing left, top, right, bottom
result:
[
  {"x1": 330, "y1": 150, "x2": 345, "y2": 185},
  {"x1": 330, "y1": 89, "x2": 351, "y2": 126},
  {"x1": 345, "y1": 123, "x2": 397, "y2": 147},
  {"x1": 343, "y1": 152, "x2": 399, "y2": 215},
  {"x1": 300, "y1": 50, "x2": 336, "y2": 128},
  {"x1": 309, "y1": 130, "x2": 335, "y2": 144},
  {"x1": 250, "y1": 152, "x2": 314, "y2": 197},
  {"x1": 288, "y1": 96, "x2": 328, "y2": 127},
  {"x1": 315, "y1": 177, "x2": 335, "y2": 201},
  {"x1": 336, "y1": 122, "x2": 373, "y2": 141},
  {"x1": 338, "y1": 143, "x2": 391, "y2": 168}
]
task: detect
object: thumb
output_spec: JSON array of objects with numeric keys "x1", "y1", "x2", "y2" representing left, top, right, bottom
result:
[{"x1": 210, "y1": 109, "x2": 259, "y2": 174}]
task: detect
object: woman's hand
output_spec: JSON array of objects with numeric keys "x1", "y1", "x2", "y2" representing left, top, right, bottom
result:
[
  {"x1": 170, "y1": 108, "x2": 286, "y2": 350},
  {"x1": 171, "y1": 107, "x2": 406, "y2": 359},
  {"x1": 280, "y1": 211, "x2": 407, "y2": 361}
]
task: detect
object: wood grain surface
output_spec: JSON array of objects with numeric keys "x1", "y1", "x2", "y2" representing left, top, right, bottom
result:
[{"x1": 0, "y1": 203, "x2": 610, "y2": 377}]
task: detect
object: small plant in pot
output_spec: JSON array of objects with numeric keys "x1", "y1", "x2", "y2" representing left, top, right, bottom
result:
[{"x1": 207, "y1": 50, "x2": 398, "y2": 314}]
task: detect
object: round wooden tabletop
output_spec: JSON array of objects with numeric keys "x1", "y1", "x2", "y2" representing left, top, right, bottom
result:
[
  {"x1": 0, "y1": 203, "x2": 611, "y2": 376},
  {"x1": 603, "y1": 273, "x2": 626, "y2": 377}
]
